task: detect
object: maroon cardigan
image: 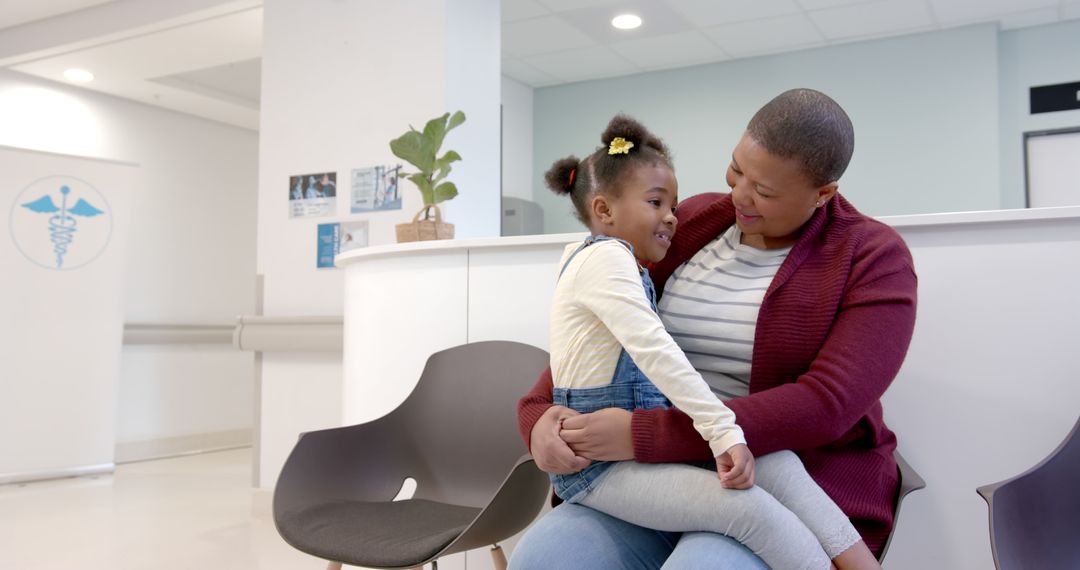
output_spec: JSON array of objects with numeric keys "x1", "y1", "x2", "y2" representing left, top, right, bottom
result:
[{"x1": 517, "y1": 192, "x2": 918, "y2": 555}]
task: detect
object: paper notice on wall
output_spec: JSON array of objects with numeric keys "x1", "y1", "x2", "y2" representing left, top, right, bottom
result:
[
  {"x1": 317, "y1": 220, "x2": 369, "y2": 268},
  {"x1": 289, "y1": 172, "x2": 337, "y2": 218},
  {"x1": 350, "y1": 165, "x2": 402, "y2": 213}
]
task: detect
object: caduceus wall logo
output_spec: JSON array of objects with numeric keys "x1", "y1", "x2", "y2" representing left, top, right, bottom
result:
[{"x1": 10, "y1": 176, "x2": 112, "y2": 270}]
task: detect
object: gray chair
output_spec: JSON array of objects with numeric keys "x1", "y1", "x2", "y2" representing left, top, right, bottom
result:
[
  {"x1": 977, "y1": 417, "x2": 1079, "y2": 570},
  {"x1": 273, "y1": 341, "x2": 552, "y2": 570},
  {"x1": 878, "y1": 450, "x2": 927, "y2": 563}
]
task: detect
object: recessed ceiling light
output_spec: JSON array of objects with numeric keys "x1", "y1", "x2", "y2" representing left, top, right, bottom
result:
[
  {"x1": 611, "y1": 14, "x2": 642, "y2": 30},
  {"x1": 63, "y1": 69, "x2": 94, "y2": 82}
]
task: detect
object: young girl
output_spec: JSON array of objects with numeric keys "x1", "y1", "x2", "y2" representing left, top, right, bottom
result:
[{"x1": 546, "y1": 114, "x2": 880, "y2": 570}]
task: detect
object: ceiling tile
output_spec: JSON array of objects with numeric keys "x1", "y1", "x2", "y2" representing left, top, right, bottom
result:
[
  {"x1": 998, "y1": 7, "x2": 1060, "y2": 30},
  {"x1": 927, "y1": 0, "x2": 1058, "y2": 26},
  {"x1": 11, "y1": 8, "x2": 261, "y2": 79},
  {"x1": 609, "y1": 30, "x2": 728, "y2": 70},
  {"x1": 502, "y1": 0, "x2": 549, "y2": 22},
  {"x1": 702, "y1": 13, "x2": 824, "y2": 57},
  {"x1": 796, "y1": 0, "x2": 874, "y2": 10},
  {"x1": 536, "y1": 0, "x2": 624, "y2": 13},
  {"x1": 808, "y1": 0, "x2": 934, "y2": 41},
  {"x1": 559, "y1": 0, "x2": 694, "y2": 44},
  {"x1": 151, "y1": 58, "x2": 261, "y2": 107},
  {"x1": 665, "y1": 0, "x2": 804, "y2": 27},
  {"x1": 503, "y1": 15, "x2": 598, "y2": 58},
  {"x1": 502, "y1": 58, "x2": 559, "y2": 86},
  {"x1": 522, "y1": 45, "x2": 638, "y2": 83}
]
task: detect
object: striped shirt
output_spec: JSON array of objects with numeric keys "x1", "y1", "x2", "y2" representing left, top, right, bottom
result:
[
  {"x1": 549, "y1": 239, "x2": 745, "y2": 457},
  {"x1": 658, "y1": 225, "x2": 790, "y2": 401}
]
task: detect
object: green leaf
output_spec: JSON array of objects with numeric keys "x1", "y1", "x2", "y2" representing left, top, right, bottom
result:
[
  {"x1": 407, "y1": 172, "x2": 431, "y2": 192},
  {"x1": 389, "y1": 131, "x2": 434, "y2": 173},
  {"x1": 423, "y1": 113, "x2": 450, "y2": 156},
  {"x1": 438, "y1": 150, "x2": 462, "y2": 164},
  {"x1": 447, "y1": 110, "x2": 465, "y2": 132},
  {"x1": 432, "y1": 181, "x2": 458, "y2": 204},
  {"x1": 431, "y1": 150, "x2": 462, "y2": 184}
]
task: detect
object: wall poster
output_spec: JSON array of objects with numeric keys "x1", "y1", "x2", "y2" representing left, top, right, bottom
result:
[
  {"x1": 350, "y1": 164, "x2": 402, "y2": 213},
  {"x1": 316, "y1": 220, "x2": 369, "y2": 269},
  {"x1": 289, "y1": 172, "x2": 337, "y2": 218}
]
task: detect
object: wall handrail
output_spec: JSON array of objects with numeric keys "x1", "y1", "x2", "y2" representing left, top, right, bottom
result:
[
  {"x1": 232, "y1": 315, "x2": 343, "y2": 353},
  {"x1": 123, "y1": 322, "x2": 235, "y2": 345}
]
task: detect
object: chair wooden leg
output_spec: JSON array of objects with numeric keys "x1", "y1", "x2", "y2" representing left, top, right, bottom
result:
[
  {"x1": 326, "y1": 562, "x2": 342, "y2": 570},
  {"x1": 491, "y1": 544, "x2": 508, "y2": 570}
]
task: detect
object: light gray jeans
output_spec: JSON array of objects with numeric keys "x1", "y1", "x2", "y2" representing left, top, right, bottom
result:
[{"x1": 574, "y1": 450, "x2": 861, "y2": 570}]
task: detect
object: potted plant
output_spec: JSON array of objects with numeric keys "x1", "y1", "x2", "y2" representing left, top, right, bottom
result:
[{"x1": 389, "y1": 110, "x2": 465, "y2": 242}]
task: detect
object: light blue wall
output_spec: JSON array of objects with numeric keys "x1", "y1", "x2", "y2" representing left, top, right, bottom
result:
[
  {"x1": 533, "y1": 25, "x2": 1002, "y2": 234},
  {"x1": 998, "y1": 19, "x2": 1080, "y2": 209}
]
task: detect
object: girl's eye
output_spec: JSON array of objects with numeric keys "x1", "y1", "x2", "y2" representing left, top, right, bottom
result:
[{"x1": 648, "y1": 199, "x2": 661, "y2": 207}]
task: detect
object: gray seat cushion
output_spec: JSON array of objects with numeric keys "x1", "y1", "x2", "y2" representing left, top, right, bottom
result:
[{"x1": 278, "y1": 498, "x2": 481, "y2": 567}]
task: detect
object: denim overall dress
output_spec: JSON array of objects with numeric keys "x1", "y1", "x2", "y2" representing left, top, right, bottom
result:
[{"x1": 551, "y1": 235, "x2": 673, "y2": 503}]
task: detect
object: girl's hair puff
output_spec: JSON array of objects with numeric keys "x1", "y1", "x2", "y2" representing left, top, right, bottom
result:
[{"x1": 546, "y1": 114, "x2": 673, "y2": 227}]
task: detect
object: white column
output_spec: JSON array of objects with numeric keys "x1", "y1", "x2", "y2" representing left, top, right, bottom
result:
[{"x1": 445, "y1": 0, "x2": 501, "y2": 238}]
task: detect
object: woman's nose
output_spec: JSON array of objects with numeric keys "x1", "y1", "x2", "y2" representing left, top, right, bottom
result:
[{"x1": 730, "y1": 180, "x2": 750, "y2": 207}]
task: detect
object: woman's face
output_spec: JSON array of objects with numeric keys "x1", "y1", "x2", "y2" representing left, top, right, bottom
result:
[{"x1": 725, "y1": 133, "x2": 836, "y2": 249}]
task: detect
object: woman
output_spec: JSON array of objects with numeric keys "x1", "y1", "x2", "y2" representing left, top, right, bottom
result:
[{"x1": 510, "y1": 89, "x2": 917, "y2": 568}]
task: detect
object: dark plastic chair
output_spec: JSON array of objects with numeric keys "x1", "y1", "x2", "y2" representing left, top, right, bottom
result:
[
  {"x1": 977, "y1": 417, "x2": 1080, "y2": 570},
  {"x1": 878, "y1": 450, "x2": 927, "y2": 562},
  {"x1": 273, "y1": 341, "x2": 552, "y2": 570}
]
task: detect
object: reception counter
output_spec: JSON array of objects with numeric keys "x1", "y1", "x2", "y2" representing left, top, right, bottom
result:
[{"x1": 326, "y1": 206, "x2": 1080, "y2": 570}]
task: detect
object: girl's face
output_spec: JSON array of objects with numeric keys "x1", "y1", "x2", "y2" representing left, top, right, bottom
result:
[
  {"x1": 725, "y1": 132, "x2": 836, "y2": 249},
  {"x1": 596, "y1": 162, "x2": 679, "y2": 263}
]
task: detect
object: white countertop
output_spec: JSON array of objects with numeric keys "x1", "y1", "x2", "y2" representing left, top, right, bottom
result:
[{"x1": 336, "y1": 205, "x2": 1080, "y2": 266}]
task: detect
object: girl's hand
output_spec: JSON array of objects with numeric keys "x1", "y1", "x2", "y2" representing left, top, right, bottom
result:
[
  {"x1": 716, "y1": 443, "x2": 755, "y2": 489},
  {"x1": 530, "y1": 406, "x2": 591, "y2": 475},
  {"x1": 560, "y1": 408, "x2": 634, "y2": 461}
]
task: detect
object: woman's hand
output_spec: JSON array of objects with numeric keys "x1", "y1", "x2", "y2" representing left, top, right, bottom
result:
[
  {"x1": 559, "y1": 408, "x2": 634, "y2": 461},
  {"x1": 530, "y1": 406, "x2": 591, "y2": 475},
  {"x1": 716, "y1": 443, "x2": 755, "y2": 489}
]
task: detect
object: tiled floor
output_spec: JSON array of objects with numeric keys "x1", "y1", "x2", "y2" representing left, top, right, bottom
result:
[{"x1": 0, "y1": 449, "x2": 325, "y2": 570}]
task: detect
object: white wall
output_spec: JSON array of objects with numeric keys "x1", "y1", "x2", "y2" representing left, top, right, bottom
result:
[
  {"x1": 531, "y1": 25, "x2": 1003, "y2": 234},
  {"x1": 500, "y1": 75, "x2": 534, "y2": 201},
  {"x1": 257, "y1": 0, "x2": 502, "y2": 495},
  {"x1": 0, "y1": 69, "x2": 257, "y2": 458},
  {"x1": 998, "y1": 19, "x2": 1080, "y2": 209}
]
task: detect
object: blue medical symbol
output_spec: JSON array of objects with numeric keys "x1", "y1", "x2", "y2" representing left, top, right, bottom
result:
[{"x1": 20, "y1": 185, "x2": 105, "y2": 268}]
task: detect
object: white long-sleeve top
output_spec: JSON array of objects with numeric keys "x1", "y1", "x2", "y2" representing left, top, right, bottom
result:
[{"x1": 549, "y1": 239, "x2": 745, "y2": 457}]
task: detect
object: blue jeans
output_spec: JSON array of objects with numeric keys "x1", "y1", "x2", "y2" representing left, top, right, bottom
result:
[
  {"x1": 551, "y1": 352, "x2": 670, "y2": 501},
  {"x1": 508, "y1": 503, "x2": 769, "y2": 569}
]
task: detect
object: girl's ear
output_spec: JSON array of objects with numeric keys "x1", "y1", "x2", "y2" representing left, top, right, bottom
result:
[{"x1": 591, "y1": 194, "x2": 615, "y2": 225}]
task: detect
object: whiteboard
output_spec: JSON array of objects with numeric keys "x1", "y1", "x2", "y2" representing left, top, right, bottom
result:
[{"x1": 1025, "y1": 128, "x2": 1080, "y2": 208}]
